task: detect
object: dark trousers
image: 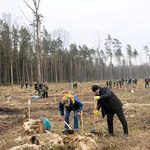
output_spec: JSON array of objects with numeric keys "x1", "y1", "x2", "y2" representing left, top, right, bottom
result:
[
  {"x1": 107, "y1": 109, "x2": 128, "y2": 134},
  {"x1": 145, "y1": 82, "x2": 149, "y2": 88},
  {"x1": 43, "y1": 92, "x2": 48, "y2": 98}
]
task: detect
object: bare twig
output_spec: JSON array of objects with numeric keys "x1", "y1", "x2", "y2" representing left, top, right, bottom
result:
[
  {"x1": 23, "y1": 0, "x2": 36, "y2": 13},
  {"x1": 19, "y1": 6, "x2": 32, "y2": 24}
]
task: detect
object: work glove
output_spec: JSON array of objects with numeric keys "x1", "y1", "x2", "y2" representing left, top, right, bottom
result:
[
  {"x1": 93, "y1": 109, "x2": 99, "y2": 115},
  {"x1": 94, "y1": 96, "x2": 100, "y2": 101}
]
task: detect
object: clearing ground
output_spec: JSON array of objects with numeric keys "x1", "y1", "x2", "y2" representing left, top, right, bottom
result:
[{"x1": 0, "y1": 79, "x2": 150, "y2": 150}]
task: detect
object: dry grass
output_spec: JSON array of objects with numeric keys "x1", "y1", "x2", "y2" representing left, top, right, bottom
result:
[{"x1": 0, "y1": 79, "x2": 150, "y2": 149}]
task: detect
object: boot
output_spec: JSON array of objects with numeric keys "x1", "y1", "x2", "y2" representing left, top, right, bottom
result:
[
  {"x1": 105, "y1": 132, "x2": 115, "y2": 137},
  {"x1": 123, "y1": 133, "x2": 128, "y2": 138}
]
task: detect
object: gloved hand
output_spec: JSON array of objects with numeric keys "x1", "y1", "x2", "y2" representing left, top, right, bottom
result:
[
  {"x1": 93, "y1": 109, "x2": 99, "y2": 115},
  {"x1": 94, "y1": 96, "x2": 100, "y2": 101}
]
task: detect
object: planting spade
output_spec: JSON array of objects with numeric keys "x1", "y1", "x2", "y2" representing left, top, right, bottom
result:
[
  {"x1": 61, "y1": 121, "x2": 74, "y2": 134},
  {"x1": 91, "y1": 97, "x2": 97, "y2": 134},
  {"x1": 91, "y1": 114, "x2": 96, "y2": 134}
]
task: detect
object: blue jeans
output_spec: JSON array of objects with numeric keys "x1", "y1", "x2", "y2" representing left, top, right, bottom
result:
[{"x1": 65, "y1": 108, "x2": 78, "y2": 130}]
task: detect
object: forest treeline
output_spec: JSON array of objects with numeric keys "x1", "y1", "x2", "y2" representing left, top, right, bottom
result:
[{"x1": 0, "y1": 13, "x2": 150, "y2": 85}]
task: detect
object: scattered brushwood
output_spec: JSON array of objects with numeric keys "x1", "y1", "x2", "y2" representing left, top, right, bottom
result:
[
  {"x1": 23, "y1": 119, "x2": 46, "y2": 135},
  {"x1": 10, "y1": 119, "x2": 97, "y2": 150},
  {"x1": 70, "y1": 134, "x2": 97, "y2": 150},
  {"x1": 40, "y1": 132, "x2": 64, "y2": 147},
  {"x1": 9, "y1": 143, "x2": 39, "y2": 150},
  {"x1": 40, "y1": 132, "x2": 97, "y2": 150}
]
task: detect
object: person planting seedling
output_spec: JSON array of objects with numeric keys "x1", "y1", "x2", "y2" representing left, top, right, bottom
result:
[
  {"x1": 59, "y1": 94, "x2": 83, "y2": 133},
  {"x1": 92, "y1": 85, "x2": 128, "y2": 138}
]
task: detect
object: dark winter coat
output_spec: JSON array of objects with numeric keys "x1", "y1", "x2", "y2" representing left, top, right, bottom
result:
[
  {"x1": 42, "y1": 85, "x2": 49, "y2": 92},
  {"x1": 96, "y1": 87, "x2": 122, "y2": 117}
]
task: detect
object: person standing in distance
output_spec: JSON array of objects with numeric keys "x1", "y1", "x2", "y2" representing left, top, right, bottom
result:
[{"x1": 92, "y1": 85, "x2": 128, "y2": 138}]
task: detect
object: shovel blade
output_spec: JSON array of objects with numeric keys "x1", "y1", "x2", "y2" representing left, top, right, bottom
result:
[{"x1": 61, "y1": 129, "x2": 74, "y2": 135}]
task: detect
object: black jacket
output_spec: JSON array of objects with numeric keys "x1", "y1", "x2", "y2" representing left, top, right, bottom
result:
[{"x1": 96, "y1": 87, "x2": 122, "y2": 117}]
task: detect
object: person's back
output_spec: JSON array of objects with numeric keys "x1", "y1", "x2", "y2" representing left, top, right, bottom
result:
[
  {"x1": 34, "y1": 82, "x2": 38, "y2": 91},
  {"x1": 38, "y1": 85, "x2": 43, "y2": 97},
  {"x1": 25, "y1": 82, "x2": 28, "y2": 88},
  {"x1": 98, "y1": 87, "x2": 122, "y2": 113},
  {"x1": 42, "y1": 84, "x2": 49, "y2": 92},
  {"x1": 145, "y1": 78, "x2": 149, "y2": 83},
  {"x1": 42, "y1": 84, "x2": 49, "y2": 98},
  {"x1": 39, "y1": 117, "x2": 51, "y2": 131}
]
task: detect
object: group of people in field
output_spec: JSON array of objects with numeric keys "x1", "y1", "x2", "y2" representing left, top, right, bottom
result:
[
  {"x1": 21, "y1": 76, "x2": 150, "y2": 138},
  {"x1": 106, "y1": 78, "x2": 138, "y2": 89},
  {"x1": 34, "y1": 82, "x2": 49, "y2": 98},
  {"x1": 21, "y1": 81, "x2": 49, "y2": 99},
  {"x1": 21, "y1": 81, "x2": 129, "y2": 138},
  {"x1": 21, "y1": 82, "x2": 33, "y2": 89}
]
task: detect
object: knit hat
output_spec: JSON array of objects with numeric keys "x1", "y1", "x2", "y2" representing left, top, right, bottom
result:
[
  {"x1": 92, "y1": 85, "x2": 100, "y2": 92},
  {"x1": 63, "y1": 97, "x2": 70, "y2": 107}
]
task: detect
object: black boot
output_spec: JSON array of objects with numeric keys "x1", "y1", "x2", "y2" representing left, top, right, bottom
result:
[
  {"x1": 123, "y1": 133, "x2": 128, "y2": 138},
  {"x1": 105, "y1": 132, "x2": 115, "y2": 137}
]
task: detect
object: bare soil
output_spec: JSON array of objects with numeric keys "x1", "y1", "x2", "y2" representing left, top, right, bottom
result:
[{"x1": 0, "y1": 80, "x2": 150, "y2": 150}]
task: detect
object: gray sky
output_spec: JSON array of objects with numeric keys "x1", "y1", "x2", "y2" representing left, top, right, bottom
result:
[{"x1": 0, "y1": 0, "x2": 150, "y2": 59}]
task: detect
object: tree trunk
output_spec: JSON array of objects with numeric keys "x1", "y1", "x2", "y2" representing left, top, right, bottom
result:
[
  {"x1": 10, "y1": 58, "x2": 13, "y2": 85},
  {"x1": 55, "y1": 54, "x2": 58, "y2": 83},
  {"x1": 22, "y1": 60, "x2": 25, "y2": 83},
  {"x1": 25, "y1": 61, "x2": 29, "y2": 83},
  {"x1": 0, "y1": 49, "x2": 1, "y2": 84},
  {"x1": 70, "y1": 55, "x2": 73, "y2": 81}
]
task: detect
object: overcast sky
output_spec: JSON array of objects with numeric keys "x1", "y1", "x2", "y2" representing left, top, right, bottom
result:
[{"x1": 0, "y1": 0, "x2": 150, "y2": 59}]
